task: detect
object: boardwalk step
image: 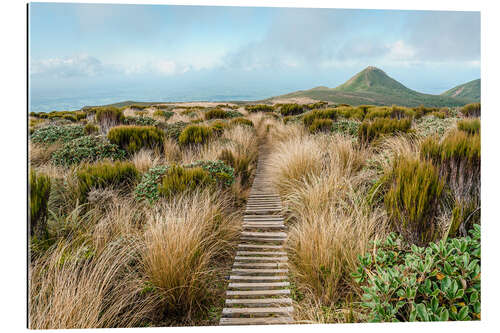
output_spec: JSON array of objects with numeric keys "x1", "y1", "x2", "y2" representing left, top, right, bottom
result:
[
  {"x1": 226, "y1": 289, "x2": 291, "y2": 296},
  {"x1": 238, "y1": 244, "x2": 284, "y2": 250},
  {"x1": 220, "y1": 317, "x2": 293, "y2": 325},
  {"x1": 229, "y1": 275, "x2": 288, "y2": 281},
  {"x1": 230, "y1": 268, "x2": 288, "y2": 275},
  {"x1": 222, "y1": 306, "x2": 293, "y2": 316},
  {"x1": 242, "y1": 231, "x2": 287, "y2": 238},
  {"x1": 233, "y1": 262, "x2": 288, "y2": 268},
  {"x1": 225, "y1": 297, "x2": 292, "y2": 306},
  {"x1": 228, "y1": 282, "x2": 290, "y2": 289},
  {"x1": 236, "y1": 251, "x2": 287, "y2": 256},
  {"x1": 234, "y1": 256, "x2": 287, "y2": 261}
]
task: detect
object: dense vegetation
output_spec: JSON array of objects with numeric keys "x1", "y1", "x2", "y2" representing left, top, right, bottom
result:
[{"x1": 29, "y1": 99, "x2": 480, "y2": 328}]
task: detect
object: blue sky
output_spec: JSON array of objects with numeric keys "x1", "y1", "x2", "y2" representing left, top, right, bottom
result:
[{"x1": 29, "y1": 3, "x2": 480, "y2": 111}]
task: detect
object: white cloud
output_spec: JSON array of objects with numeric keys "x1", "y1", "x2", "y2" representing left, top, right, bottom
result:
[
  {"x1": 387, "y1": 40, "x2": 416, "y2": 61},
  {"x1": 30, "y1": 54, "x2": 108, "y2": 78}
]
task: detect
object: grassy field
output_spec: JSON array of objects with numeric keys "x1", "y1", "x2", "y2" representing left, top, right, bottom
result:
[{"x1": 29, "y1": 101, "x2": 481, "y2": 327}]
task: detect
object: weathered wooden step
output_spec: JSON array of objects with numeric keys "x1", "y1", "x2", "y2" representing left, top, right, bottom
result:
[
  {"x1": 233, "y1": 262, "x2": 288, "y2": 268},
  {"x1": 238, "y1": 244, "x2": 284, "y2": 250},
  {"x1": 230, "y1": 268, "x2": 288, "y2": 275},
  {"x1": 220, "y1": 317, "x2": 293, "y2": 326},
  {"x1": 229, "y1": 275, "x2": 287, "y2": 281},
  {"x1": 234, "y1": 256, "x2": 287, "y2": 262},
  {"x1": 222, "y1": 306, "x2": 293, "y2": 316},
  {"x1": 240, "y1": 237, "x2": 286, "y2": 242},
  {"x1": 226, "y1": 289, "x2": 291, "y2": 296},
  {"x1": 236, "y1": 251, "x2": 287, "y2": 256},
  {"x1": 225, "y1": 297, "x2": 292, "y2": 306},
  {"x1": 242, "y1": 231, "x2": 287, "y2": 238},
  {"x1": 228, "y1": 282, "x2": 290, "y2": 289}
]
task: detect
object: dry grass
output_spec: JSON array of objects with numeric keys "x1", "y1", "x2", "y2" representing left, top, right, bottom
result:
[
  {"x1": 140, "y1": 190, "x2": 239, "y2": 315},
  {"x1": 131, "y1": 149, "x2": 162, "y2": 173},
  {"x1": 29, "y1": 142, "x2": 61, "y2": 167}
]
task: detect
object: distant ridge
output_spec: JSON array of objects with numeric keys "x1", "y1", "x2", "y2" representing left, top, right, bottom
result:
[
  {"x1": 441, "y1": 79, "x2": 480, "y2": 101},
  {"x1": 271, "y1": 66, "x2": 477, "y2": 107}
]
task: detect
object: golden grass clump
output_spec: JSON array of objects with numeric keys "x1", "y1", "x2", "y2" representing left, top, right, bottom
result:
[
  {"x1": 358, "y1": 118, "x2": 412, "y2": 144},
  {"x1": 178, "y1": 125, "x2": 213, "y2": 145},
  {"x1": 158, "y1": 165, "x2": 213, "y2": 199},
  {"x1": 461, "y1": 102, "x2": 481, "y2": 117},
  {"x1": 457, "y1": 118, "x2": 480, "y2": 135},
  {"x1": 140, "y1": 190, "x2": 239, "y2": 314},
  {"x1": 107, "y1": 125, "x2": 165, "y2": 155},
  {"x1": 30, "y1": 169, "x2": 51, "y2": 238}
]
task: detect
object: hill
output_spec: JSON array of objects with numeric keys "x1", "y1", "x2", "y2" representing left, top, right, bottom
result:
[
  {"x1": 441, "y1": 79, "x2": 480, "y2": 101},
  {"x1": 272, "y1": 66, "x2": 475, "y2": 107}
]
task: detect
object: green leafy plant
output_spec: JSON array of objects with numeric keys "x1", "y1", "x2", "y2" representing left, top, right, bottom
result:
[
  {"x1": 29, "y1": 170, "x2": 51, "y2": 238},
  {"x1": 107, "y1": 125, "x2": 164, "y2": 154},
  {"x1": 331, "y1": 120, "x2": 361, "y2": 137},
  {"x1": 164, "y1": 121, "x2": 189, "y2": 140},
  {"x1": 52, "y1": 135, "x2": 126, "y2": 166},
  {"x1": 76, "y1": 161, "x2": 139, "y2": 202},
  {"x1": 125, "y1": 116, "x2": 158, "y2": 126},
  {"x1": 153, "y1": 110, "x2": 174, "y2": 120},
  {"x1": 30, "y1": 125, "x2": 86, "y2": 144},
  {"x1": 457, "y1": 119, "x2": 480, "y2": 135},
  {"x1": 134, "y1": 165, "x2": 170, "y2": 203},
  {"x1": 353, "y1": 225, "x2": 480, "y2": 322},
  {"x1": 84, "y1": 123, "x2": 99, "y2": 135}
]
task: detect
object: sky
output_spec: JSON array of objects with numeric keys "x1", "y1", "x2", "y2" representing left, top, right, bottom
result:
[{"x1": 29, "y1": 2, "x2": 480, "y2": 112}]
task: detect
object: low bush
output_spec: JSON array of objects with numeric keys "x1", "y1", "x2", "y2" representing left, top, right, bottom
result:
[
  {"x1": 52, "y1": 136, "x2": 126, "y2": 166},
  {"x1": 62, "y1": 114, "x2": 78, "y2": 122},
  {"x1": 353, "y1": 225, "x2": 480, "y2": 322},
  {"x1": 107, "y1": 125, "x2": 164, "y2": 155},
  {"x1": 415, "y1": 105, "x2": 439, "y2": 119},
  {"x1": 428, "y1": 111, "x2": 446, "y2": 119},
  {"x1": 209, "y1": 120, "x2": 229, "y2": 135},
  {"x1": 302, "y1": 108, "x2": 338, "y2": 126},
  {"x1": 124, "y1": 116, "x2": 158, "y2": 126},
  {"x1": 134, "y1": 165, "x2": 170, "y2": 203},
  {"x1": 461, "y1": 103, "x2": 480, "y2": 117},
  {"x1": 178, "y1": 125, "x2": 213, "y2": 145},
  {"x1": 31, "y1": 125, "x2": 85, "y2": 144},
  {"x1": 365, "y1": 107, "x2": 392, "y2": 120},
  {"x1": 457, "y1": 119, "x2": 480, "y2": 135},
  {"x1": 380, "y1": 157, "x2": 444, "y2": 245},
  {"x1": 331, "y1": 120, "x2": 361, "y2": 137},
  {"x1": 279, "y1": 103, "x2": 304, "y2": 116},
  {"x1": 204, "y1": 108, "x2": 229, "y2": 120},
  {"x1": 84, "y1": 123, "x2": 99, "y2": 135},
  {"x1": 230, "y1": 117, "x2": 253, "y2": 127},
  {"x1": 158, "y1": 165, "x2": 213, "y2": 198},
  {"x1": 76, "y1": 161, "x2": 139, "y2": 202},
  {"x1": 337, "y1": 107, "x2": 365, "y2": 121},
  {"x1": 308, "y1": 118, "x2": 333, "y2": 133},
  {"x1": 391, "y1": 105, "x2": 416, "y2": 119},
  {"x1": 95, "y1": 107, "x2": 125, "y2": 124},
  {"x1": 219, "y1": 149, "x2": 253, "y2": 186},
  {"x1": 305, "y1": 101, "x2": 329, "y2": 110},
  {"x1": 129, "y1": 104, "x2": 149, "y2": 110},
  {"x1": 420, "y1": 131, "x2": 480, "y2": 236},
  {"x1": 29, "y1": 170, "x2": 51, "y2": 238},
  {"x1": 245, "y1": 104, "x2": 274, "y2": 112},
  {"x1": 358, "y1": 118, "x2": 412, "y2": 144},
  {"x1": 164, "y1": 121, "x2": 189, "y2": 140},
  {"x1": 153, "y1": 110, "x2": 174, "y2": 120},
  {"x1": 185, "y1": 160, "x2": 235, "y2": 187}
]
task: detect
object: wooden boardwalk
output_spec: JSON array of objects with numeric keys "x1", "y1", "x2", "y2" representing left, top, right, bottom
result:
[{"x1": 220, "y1": 148, "x2": 294, "y2": 326}]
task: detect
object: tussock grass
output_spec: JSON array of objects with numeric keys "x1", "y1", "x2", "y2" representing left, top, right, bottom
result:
[
  {"x1": 30, "y1": 170, "x2": 51, "y2": 238},
  {"x1": 140, "y1": 190, "x2": 239, "y2": 314},
  {"x1": 131, "y1": 149, "x2": 162, "y2": 173},
  {"x1": 302, "y1": 108, "x2": 338, "y2": 126},
  {"x1": 279, "y1": 103, "x2": 304, "y2": 116},
  {"x1": 308, "y1": 118, "x2": 333, "y2": 133},
  {"x1": 457, "y1": 118, "x2": 480, "y2": 135},
  {"x1": 461, "y1": 103, "x2": 481, "y2": 117},
  {"x1": 358, "y1": 118, "x2": 412, "y2": 144},
  {"x1": 158, "y1": 166, "x2": 213, "y2": 198},
  {"x1": 178, "y1": 125, "x2": 213, "y2": 145},
  {"x1": 95, "y1": 107, "x2": 125, "y2": 133}
]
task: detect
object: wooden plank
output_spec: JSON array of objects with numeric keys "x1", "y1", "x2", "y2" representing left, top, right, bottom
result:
[
  {"x1": 222, "y1": 306, "x2": 293, "y2": 315},
  {"x1": 230, "y1": 268, "x2": 289, "y2": 274},
  {"x1": 229, "y1": 275, "x2": 287, "y2": 281},
  {"x1": 225, "y1": 298, "x2": 292, "y2": 306},
  {"x1": 236, "y1": 251, "x2": 287, "y2": 256},
  {"x1": 242, "y1": 231, "x2": 287, "y2": 238},
  {"x1": 226, "y1": 289, "x2": 291, "y2": 296},
  {"x1": 234, "y1": 256, "x2": 287, "y2": 261},
  {"x1": 228, "y1": 282, "x2": 290, "y2": 288},
  {"x1": 233, "y1": 262, "x2": 288, "y2": 268},
  {"x1": 238, "y1": 244, "x2": 284, "y2": 249}
]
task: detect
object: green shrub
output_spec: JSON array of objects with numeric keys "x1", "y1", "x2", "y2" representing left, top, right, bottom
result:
[
  {"x1": 52, "y1": 135, "x2": 126, "y2": 166},
  {"x1": 76, "y1": 161, "x2": 139, "y2": 202},
  {"x1": 153, "y1": 110, "x2": 174, "y2": 120},
  {"x1": 391, "y1": 105, "x2": 415, "y2": 119},
  {"x1": 358, "y1": 118, "x2": 412, "y2": 144},
  {"x1": 420, "y1": 131, "x2": 480, "y2": 236},
  {"x1": 107, "y1": 125, "x2": 164, "y2": 154},
  {"x1": 382, "y1": 157, "x2": 444, "y2": 245},
  {"x1": 308, "y1": 118, "x2": 333, "y2": 133},
  {"x1": 302, "y1": 108, "x2": 338, "y2": 126},
  {"x1": 365, "y1": 107, "x2": 392, "y2": 120},
  {"x1": 158, "y1": 165, "x2": 213, "y2": 198},
  {"x1": 219, "y1": 149, "x2": 254, "y2": 186},
  {"x1": 62, "y1": 114, "x2": 77, "y2": 122},
  {"x1": 204, "y1": 108, "x2": 241, "y2": 120},
  {"x1": 428, "y1": 111, "x2": 446, "y2": 119},
  {"x1": 460, "y1": 103, "x2": 480, "y2": 117},
  {"x1": 130, "y1": 104, "x2": 149, "y2": 110},
  {"x1": 30, "y1": 125, "x2": 86, "y2": 144},
  {"x1": 245, "y1": 104, "x2": 274, "y2": 112},
  {"x1": 331, "y1": 120, "x2": 361, "y2": 137},
  {"x1": 95, "y1": 107, "x2": 125, "y2": 125},
  {"x1": 415, "y1": 105, "x2": 438, "y2": 119},
  {"x1": 178, "y1": 125, "x2": 213, "y2": 145},
  {"x1": 186, "y1": 160, "x2": 235, "y2": 186},
  {"x1": 305, "y1": 101, "x2": 328, "y2": 110},
  {"x1": 353, "y1": 225, "x2": 480, "y2": 322},
  {"x1": 134, "y1": 165, "x2": 170, "y2": 203},
  {"x1": 84, "y1": 123, "x2": 99, "y2": 135},
  {"x1": 125, "y1": 116, "x2": 158, "y2": 126},
  {"x1": 230, "y1": 117, "x2": 253, "y2": 127},
  {"x1": 336, "y1": 107, "x2": 365, "y2": 121},
  {"x1": 209, "y1": 120, "x2": 229, "y2": 135},
  {"x1": 279, "y1": 104, "x2": 304, "y2": 116},
  {"x1": 29, "y1": 170, "x2": 51, "y2": 238},
  {"x1": 164, "y1": 121, "x2": 189, "y2": 140},
  {"x1": 457, "y1": 119, "x2": 480, "y2": 135}
]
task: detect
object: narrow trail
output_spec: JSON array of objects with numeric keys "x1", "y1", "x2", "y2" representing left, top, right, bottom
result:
[{"x1": 219, "y1": 145, "x2": 294, "y2": 326}]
